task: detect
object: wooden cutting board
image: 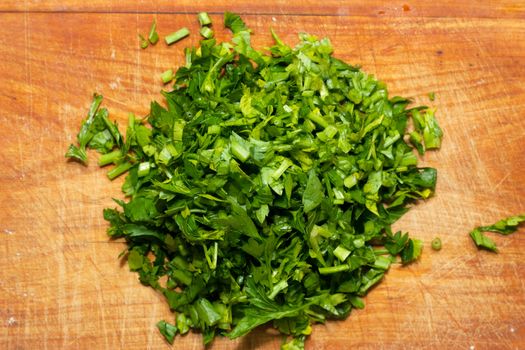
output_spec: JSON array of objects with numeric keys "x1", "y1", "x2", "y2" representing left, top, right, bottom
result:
[{"x1": 1, "y1": 1, "x2": 524, "y2": 349}]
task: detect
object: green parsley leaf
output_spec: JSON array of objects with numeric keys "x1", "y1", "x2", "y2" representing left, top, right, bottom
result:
[
  {"x1": 138, "y1": 34, "x2": 149, "y2": 49},
  {"x1": 470, "y1": 214, "x2": 525, "y2": 252},
  {"x1": 156, "y1": 320, "x2": 177, "y2": 344},
  {"x1": 478, "y1": 214, "x2": 525, "y2": 234},
  {"x1": 302, "y1": 170, "x2": 324, "y2": 213},
  {"x1": 224, "y1": 12, "x2": 248, "y2": 34}
]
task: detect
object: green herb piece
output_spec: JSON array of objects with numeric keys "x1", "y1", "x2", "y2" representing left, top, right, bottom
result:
[
  {"x1": 200, "y1": 26, "x2": 214, "y2": 39},
  {"x1": 156, "y1": 320, "x2": 178, "y2": 344},
  {"x1": 127, "y1": 249, "x2": 144, "y2": 270},
  {"x1": 138, "y1": 34, "x2": 149, "y2": 49},
  {"x1": 411, "y1": 109, "x2": 443, "y2": 150},
  {"x1": 66, "y1": 93, "x2": 122, "y2": 164},
  {"x1": 198, "y1": 12, "x2": 212, "y2": 26},
  {"x1": 470, "y1": 214, "x2": 525, "y2": 252},
  {"x1": 478, "y1": 214, "x2": 525, "y2": 234},
  {"x1": 428, "y1": 91, "x2": 435, "y2": 101},
  {"x1": 161, "y1": 69, "x2": 174, "y2": 84},
  {"x1": 282, "y1": 337, "x2": 306, "y2": 350},
  {"x1": 67, "y1": 13, "x2": 443, "y2": 348},
  {"x1": 470, "y1": 229, "x2": 498, "y2": 252},
  {"x1": 98, "y1": 150, "x2": 122, "y2": 166},
  {"x1": 400, "y1": 238, "x2": 423, "y2": 264},
  {"x1": 148, "y1": 19, "x2": 159, "y2": 45},
  {"x1": 107, "y1": 161, "x2": 132, "y2": 180},
  {"x1": 165, "y1": 27, "x2": 190, "y2": 45},
  {"x1": 224, "y1": 12, "x2": 248, "y2": 33},
  {"x1": 431, "y1": 237, "x2": 442, "y2": 251}
]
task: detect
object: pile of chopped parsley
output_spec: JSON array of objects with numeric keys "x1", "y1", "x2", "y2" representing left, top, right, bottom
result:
[{"x1": 67, "y1": 13, "x2": 443, "y2": 349}]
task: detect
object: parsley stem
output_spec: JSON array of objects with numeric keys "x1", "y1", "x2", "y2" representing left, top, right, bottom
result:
[
  {"x1": 318, "y1": 265, "x2": 350, "y2": 275},
  {"x1": 268, "y1": 280, "x2": 288, "y2": 300},
  {"x1": 306, "y1": 110, "x2": 329, "y2": 128},
  {"x1": 165, "y1": 28, "x2": 190, "y2": 45},
  {"x1": 373, "y1": 248, "x2": 389, "y2": 255},
  {"x1": 200, "y1": 27, "x2": 214, "y2": 39},
  {"x1": 172, "y1": 269, "x2": 192, "y2": 286},
  {"x1": 161, "y1": 69, "x2": 174, "y2": 84},
  {"x1": 373, "y1": 256, "x2": 391, "y2": 270},
  {"x1": 198, "y1": 12, "x2": 212, "y2": 26},
  {"x1": 431, "y1": 237, "x2": 442, "y2": 251},
  {"x1": 98, "y1": 150, "x2": 122, "y2": 166},
  {"x1": 107, "y1": 162, "x2": 133, "y2": 180}
]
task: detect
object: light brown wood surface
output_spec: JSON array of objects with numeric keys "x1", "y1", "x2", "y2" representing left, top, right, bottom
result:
[{"x1": 1, "y1": 2, "x2": 524, "y2": 349}]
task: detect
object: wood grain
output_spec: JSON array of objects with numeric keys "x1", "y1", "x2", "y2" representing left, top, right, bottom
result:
[
  {"x1": 0, "y1": 4, "x2": 524, "y2": 350},
  {"x1": 0, "y1": 1, "x2": 524, "y2": 19}
]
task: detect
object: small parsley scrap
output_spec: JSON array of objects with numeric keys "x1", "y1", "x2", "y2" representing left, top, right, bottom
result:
[
  {"x1": 470, "y1": 214, "x2": 525, "y2": 252},
  {"x1": 431, "y1": 237, "x2": 442, "y2": 251},
  {"x1": 66, "y1": 13, "x2": 443, "y2": 349}
]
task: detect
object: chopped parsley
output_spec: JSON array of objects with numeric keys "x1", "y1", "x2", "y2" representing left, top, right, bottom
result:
[
  {"x1": 148, "y1": 19, "x2": 159, "y2": 45},
  {"x1": 66, "y1": 12, "x2": 443, "y2": 348},
  {"x1": 470, "y1": 214, "x2": 525, "y2": 252},
  {"x1": 431, "y1": 237, "x2": 442, "y2": 251},
  {"x1": 165, "y1": 27, "x2": 190, "y2": 45}
]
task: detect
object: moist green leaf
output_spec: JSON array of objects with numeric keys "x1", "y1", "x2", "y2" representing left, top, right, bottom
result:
[
  {"x1": 128, "y1": 249, "x2": 144, "y2": 271},
  {"x1": 470, "y1": 228, "x2": 498, "y2": 252},
  {"x1": 470, "y1": 214, "x2": 525, "y2": 252},
  {"x1": 65, "y1": 93, "x2": 103, "y2": 164},
  {"x1": 65, "y1": 144, "x2": 87, "y2": 163},
  {"x1": 400, "y1": 238, "x2": 423, "y2": 264},
  {"x1": 156, "y1": 320, "x2": 178, "y2": 344},
  {"x1": 282, "y1": 337, "x2": 306, "y2": 350},
  {"x1": 478, "y1": 214, "x2": 525, "y2": 235},
  {"x1": 224, "y1": 12, "x2": 248, "y2": 33},
  {"x1": 228, "y1": 278, "x2": 307, "y2": 339},
  {"x1": 302, "y1": 170, "x2": 324, "y2": 213}
]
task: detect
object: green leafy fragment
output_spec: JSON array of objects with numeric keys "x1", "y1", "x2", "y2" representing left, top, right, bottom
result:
[
  {"x1": 470, "y1": 229, "x2": 498, "y2": 252},
  {"x1": 66, "y1": 93, "x2": 122, "y2": 164},
  {"x1": 156, "y1": 320, "x2": 177, "y2": 344},
  {"x1": 67, "y1": 13, "x2": 443, "y2": 348},
  {"x1": 470, "y1": 214, "x2": 525, "y2": 252},
  {"x1": 138, "y1": 34, "x2": 149, "y2": 49},
  {"x1": 148, "y1": 19, "x2": 159, "y2": 45},
  {"x1": 224, "y1": 12, "x2": 248, "y2": 33},
  {"x1": 478, "y1": 214, "x2": 525, "y2": 234}
]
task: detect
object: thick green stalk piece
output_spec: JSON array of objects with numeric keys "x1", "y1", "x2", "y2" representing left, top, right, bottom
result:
[{"x1": 165, "y1": 28, "x2": 190, "y2": 45}]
